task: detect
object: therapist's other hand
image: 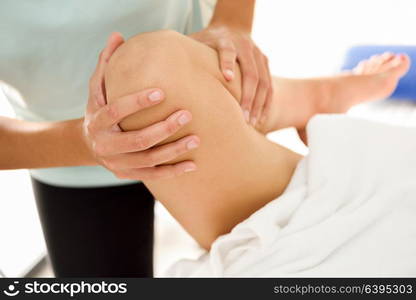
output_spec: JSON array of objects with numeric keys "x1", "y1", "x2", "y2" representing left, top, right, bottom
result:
[
  {"x1": 190, "y1": 26, "x2": 273, "y2": 128},
  {"x1": 83, "y1": 32, "x2": 199, "y2": 180}
]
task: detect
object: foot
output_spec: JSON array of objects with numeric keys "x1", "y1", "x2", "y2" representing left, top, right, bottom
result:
[
  {"x1": 261, "y1": 53, "x2": 410, "y2": 135},
  {"x1": 352, "y1": 52, "x2": 410, "y2": 100},
  {"x1": 325, "y1": 52, "x2": 411, "y2": 114}
]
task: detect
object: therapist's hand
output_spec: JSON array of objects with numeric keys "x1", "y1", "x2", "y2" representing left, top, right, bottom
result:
[
  {"x1": 190, "y1": 25, "x2": 273, "y2": 128},
  {"x1": 83, "y1": 32, "x2": 198, "y2": 180}
]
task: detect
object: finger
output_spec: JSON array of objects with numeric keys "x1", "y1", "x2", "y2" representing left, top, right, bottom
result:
[
  {"x1": 94, "y1": 32, "x2": 125, "y2": 80},
  {"x1": 103, "y1": 32, "x2": 125, "y2": 62},
  {"x1": 218, "y1": 38, "x2": 237, "y2": 80},
  {"x1": 238, "y1": 49, "x2": 259, "y2": 122},
  {"x1": 97, "y1": 33, "x2": 125, "y2": 104},
  {"x1": 115, "y1": 160, "x2": 197, "y2": 181},
  {"x1": 88, "y1": 33, "x2": 125, "y2": 110},
  {"x1": 258, "y1": 56, "x2": 274, "y2": 128},
  {"x1": 103, "y1": 135, "x2": 200, "y2": 169},
  {"x1": 94, "y1": 110, "x2": 192, "y2": 155},
  {"x1": 259, "y1": 81, "x2": 274, "y2": 129},
  {"x1": 94, "y1": 88, "x2": 165, "y2": 129},
  {"x1": 249, "y1": 50, "x2": 270, "y2": 127}
]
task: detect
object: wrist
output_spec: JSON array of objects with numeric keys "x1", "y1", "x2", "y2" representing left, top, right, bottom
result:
[
  {"x1": 208, "y1": 21, "x2": 251, "y2": 36},
  {"x1": 209, "y1": 0, "x2": 255, "y2": 34},
  {"x1": 74, "y1": 118, "x2": 97, "y2": 166}
]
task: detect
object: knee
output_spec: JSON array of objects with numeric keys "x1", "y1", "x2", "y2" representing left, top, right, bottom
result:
[
  {"x1": 105, "y1": 29, "x2": 240, "y2": 102},
  {"x1": 104, "y1": 30, "x2": 198, "y2": 133},
  {"x1": 104, "y1": 29, "x2": 241, "y2": 133},
  {"x1": 106, "y1": 30, "x2": 192, "y2": 88}
]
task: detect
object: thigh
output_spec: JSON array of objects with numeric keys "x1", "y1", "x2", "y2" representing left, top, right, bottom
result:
[{"x1": 31, "y1": 178, "x2": 154, "y2": 277}]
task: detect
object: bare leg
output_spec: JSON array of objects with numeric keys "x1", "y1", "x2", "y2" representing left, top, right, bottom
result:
[
  {"x1": 105, "y1": 31, "x2": 410, "y2": 249},
  {"x1": 264, "y1": 52, "x2": 410, "y2": 134},
  {"x1": 105, "y1": 30, "x2": 301, "y2": 249}
]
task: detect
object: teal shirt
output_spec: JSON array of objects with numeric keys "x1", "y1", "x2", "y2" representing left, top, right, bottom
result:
[{"x1": 0, "y1": 0, "x2": 215, "y2": 187}]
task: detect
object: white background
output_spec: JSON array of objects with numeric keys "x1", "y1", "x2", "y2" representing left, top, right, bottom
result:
[{"x1": 1, "y1": 0, "x2": 416, "y2": 277}]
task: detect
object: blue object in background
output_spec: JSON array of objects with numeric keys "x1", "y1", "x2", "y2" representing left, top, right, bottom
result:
[{"x1": 342, "y1": 46, "x2": 416, "y2": 101}]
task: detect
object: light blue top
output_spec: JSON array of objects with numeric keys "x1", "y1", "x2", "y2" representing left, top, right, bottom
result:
[{"x1": 0, "y1": 0, "x2": 215, "y2": 187}]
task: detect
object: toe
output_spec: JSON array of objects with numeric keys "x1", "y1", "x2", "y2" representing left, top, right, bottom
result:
[
  {"x1": 380, "y1": 52, "x2": 394, "y2": 61},
  {"x1": 355, "y1": 52, "x2": 407, "y2": 75},
  {"x1": 389, "y1": 54, "x2": 411, "y2": 77},
  {"x1": 353, "y1": 57, "x2": 375, "y2": 74},
  {"x1": 377, "y1": 53, "x2": 411, "y2": 79},
  {"x1": 369, "y1": 54, "x2": 385, "y2": 73},
  {"x1": 353, "y1": 60, "x2": 367, "y2": 74},
  {"x1": 376, "y1": 53, "x2": 397, "y2": 73},
  {"x1": 358, "y1": 55, "x2": 377, "y2": 74}
]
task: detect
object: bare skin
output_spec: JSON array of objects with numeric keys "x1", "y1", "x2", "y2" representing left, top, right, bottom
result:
[
  {"x1": 0, "y1": 34, "x2": 197, "y2": 179},
  {"x1": 266, "y1": 52, "x2": 410, "y2": 134},
  {"x1": 0, "y1": 0, "x2": 264, "y2": 181},
  {"x1": 191, "y1": 0, "x2": 274, "y2": 126},
  {"x1": 105, "y1": 30, "x2": 410, "y2": 249}
]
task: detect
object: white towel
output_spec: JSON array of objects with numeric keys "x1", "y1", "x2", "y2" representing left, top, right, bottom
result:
[{"x1": 167, "y1": 114, "x2": 416, "y2": 277}]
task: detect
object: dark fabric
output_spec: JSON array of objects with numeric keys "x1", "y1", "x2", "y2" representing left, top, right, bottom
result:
[{"x1": 31, "y1": 178, "x2": 155, "y2": 278}]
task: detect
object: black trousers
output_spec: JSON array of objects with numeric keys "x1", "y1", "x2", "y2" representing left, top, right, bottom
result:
[{"x1": 31, "y1": 178, "x2": 155, "y2": 277}]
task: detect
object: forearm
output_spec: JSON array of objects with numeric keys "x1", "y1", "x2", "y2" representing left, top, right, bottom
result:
[
  {"x1": 209, "y1": 0, "x2": 256, "y2": 32},
  {"x1": 0, "y1": 116, "x2": 95, "y2": 169}
]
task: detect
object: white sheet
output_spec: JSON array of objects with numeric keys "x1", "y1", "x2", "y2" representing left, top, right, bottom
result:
[{"x1": 166, "y1": 114, "x2": 416, "y2": 277}]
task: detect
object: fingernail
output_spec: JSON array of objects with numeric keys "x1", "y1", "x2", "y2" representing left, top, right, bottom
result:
[
  {"x1": 184, "y1": 164, "x2": 196, "y2": 173},
  {"x1": 224, "y1": 69, "x2": 234, "y2": 80},
  {"x1": 243, "y1": 110, "x2": 250, "y2": 122},
  {"x1": 250, "y1": 117, "x2": 257, "y2": 126},
  {"x1": 187, "y1": 139, "x2": 199, "y2": 150},
  {"x1": 148, "y1": 90, "x2": 163, "y2": 102},
  {"x1": 178, "y1": 113, "x2": 191, "y2": 125}
]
